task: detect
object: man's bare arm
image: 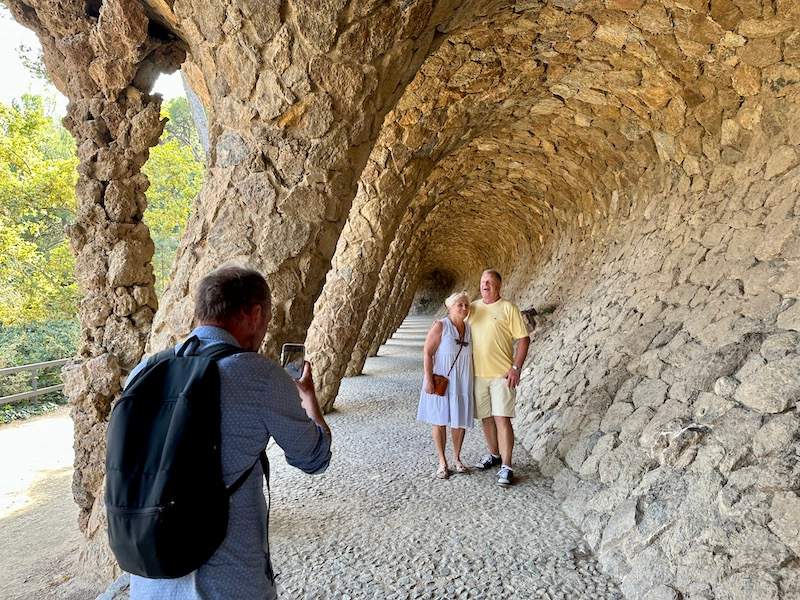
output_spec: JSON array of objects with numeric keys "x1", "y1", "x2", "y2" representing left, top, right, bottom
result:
[{"x1": 505, "y1": 336, "x2": 530, "y2": 389}]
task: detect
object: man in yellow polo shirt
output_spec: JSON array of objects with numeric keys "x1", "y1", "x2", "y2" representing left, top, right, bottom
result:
[{"x1": 469, "y1": 269, "x2": 530, "y2": 486}]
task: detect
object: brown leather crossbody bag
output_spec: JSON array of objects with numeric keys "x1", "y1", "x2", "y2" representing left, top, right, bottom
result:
[{"x1": 431, "y1": 330, "x2": 467, "y2": 396}]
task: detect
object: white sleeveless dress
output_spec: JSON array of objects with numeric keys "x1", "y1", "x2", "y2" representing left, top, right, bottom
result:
[{"x1": 416, "y1": 317, "x2": 474, "y2": 428}]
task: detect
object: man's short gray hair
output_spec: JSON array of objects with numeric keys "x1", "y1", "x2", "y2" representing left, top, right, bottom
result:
[
  {"x1": 482, "y1": 269, "x2": 502, "y2": 283},
  {"x1": 194, "y1": 266, "x2": 271, "y2": 323},
  {"x1": 444, "y1": 291, "x2": 470, "y2": 309}
]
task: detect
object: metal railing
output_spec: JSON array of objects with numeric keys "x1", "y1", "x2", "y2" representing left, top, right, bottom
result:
[{"x1": 0, "y1": 358, "x2": 70, "y2": 406}]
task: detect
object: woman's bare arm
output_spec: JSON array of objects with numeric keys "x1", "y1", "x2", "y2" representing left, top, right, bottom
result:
[{"x1": 422, "y1": 321, "x2": 443, "y2": 394}]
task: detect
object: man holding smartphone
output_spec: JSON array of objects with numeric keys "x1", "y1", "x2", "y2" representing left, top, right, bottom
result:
[{"x1": 129, "y1": 266, "x2": 331, "y2": 600}]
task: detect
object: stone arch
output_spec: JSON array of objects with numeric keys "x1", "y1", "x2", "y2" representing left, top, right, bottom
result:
[
  {"x1": 307, "y1": 1, "x2": 568, "y2": 405},
  {"x1": 144, "y1": 0, "x2": 507, "y2": 356},
  {"x1": 313, "y1": 3, "x2": 800, "y2": 596},
  {"x1": 4, "y1": 0, "x2": 531, "y2": 578},
  {"x1": 6, "y1": 0, "x2": 800, "y2": 594}
]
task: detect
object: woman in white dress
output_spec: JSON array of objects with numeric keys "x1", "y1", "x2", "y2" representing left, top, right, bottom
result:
[{"x1": 417, "y1": 291, "x2": 475, "y2": 479}]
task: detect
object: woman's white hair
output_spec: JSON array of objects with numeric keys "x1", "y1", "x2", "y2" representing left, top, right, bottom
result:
[{"x1": 444, "y1": 291, "x2": 471, "y2": 309}]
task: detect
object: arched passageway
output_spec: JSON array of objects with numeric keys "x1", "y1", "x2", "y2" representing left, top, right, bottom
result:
[
  {"x1": 270, "y1": 320, "x2": 623, "y2": 599},
  {"x1": 5, "y1": 0, "x2": 799, "y2": 597}
]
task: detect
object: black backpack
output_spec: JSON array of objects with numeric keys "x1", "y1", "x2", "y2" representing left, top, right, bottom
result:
[{"x1": 105, "y1": 336, "x2": 269, "y2": 578}]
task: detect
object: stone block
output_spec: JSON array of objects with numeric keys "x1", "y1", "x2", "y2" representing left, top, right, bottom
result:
[
  {"x1": 735, "y1": 352, "x2": 766, "y2": 381},
  {"x1": 632, "y1": 377, "x2": 668, "y2": 408},
  {"x1": 734, "y1": 356, "x2": 800, "y2": 413},
  {"x1": 717, "y1": 572, "x2": 780, "y2": 600},
  {"x1": 729, "y1": 523, "x2": 791, "y2": 571},
  {"x1": 601, "y1": 402, "x2": 634, "y2": 433},
  {"x1": 732, "y1": 63, "x2": 761, "y2": 96},
  {"x1": 753, "y1": 413, "x2": 800, "y2": 458},
  {"x1": 580, "y1": 433, "x2": 618, "y2": 479},
  {"x1": 581, "y1": 511, "x2": 608, "y2": 551},
  {"x1": 777, "y1": 301, "x2": 800, "y2": 331},
  {"x1": 107, "y1": 239, "x2": 154, "y2": 287},
  {"x1": 694, "y1": 391, "x2": 736, "y2": 425},
  {"x1": 600, "y1": 498, "x2": 639, "y2": 553},
  {"x1": 565, "y1": 430, "x2": 603, "y2": 472},
  {"x1": 713, "y1": 376, "x2": 738, "y2": 398},
  {"x1": 640, "y1": 400, "x2": 692, "y2": 447},
  {"x1": 683, "y1": 333, "x2": 762, "y2": 391},
  {"x1": 760, "y1": 332, "x2": 800, "y2": 361},
  {"x1": 726, "y1": 227, "x2": 763, "y2": 261},
  {"x1": 779, "y1": 563, "x2": 800, "y2": 597},
  {"x1": 709, "y1": 408, "x2": 763, "y2": 456},
  {"x1": 620, "y1": 407, "x2": 655, "y2": 441},
  {"x1": 764, "y1": 145, "x2": 799, "y2": 179},
  {"x1": 769, "y1": 492, "x2": 800, "y2": 557},
  {"x1": 614, "y1": 376, "x2": 641, "y2": 403},
  {"x1": 620, "y1": 545, "x2": 675, "y2": 600},
  {"x1": 645, "y1": 585, "x2": 678, "y2": 600}
]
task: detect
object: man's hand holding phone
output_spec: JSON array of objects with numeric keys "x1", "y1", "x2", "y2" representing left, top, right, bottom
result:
[
  {"x1": 282, "y1": 343, "x2": 330, "y2": 437},
  {"x1": 281, "y1": 343, "x2": 306, "y2": 380}
]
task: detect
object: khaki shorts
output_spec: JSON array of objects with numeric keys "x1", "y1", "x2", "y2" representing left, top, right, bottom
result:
[{"x1": 475, "y1": 376, "x2": 516, "y2": 419}]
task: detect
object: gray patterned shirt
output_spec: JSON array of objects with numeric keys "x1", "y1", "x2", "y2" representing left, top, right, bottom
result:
[{"x1": 129, "y1": 326, "x2": 332, "y2": 599}]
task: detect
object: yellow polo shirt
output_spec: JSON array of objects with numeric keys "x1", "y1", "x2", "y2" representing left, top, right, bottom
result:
[{"x1": 469, "y1": 298, "x2": 528, "y2": 378}]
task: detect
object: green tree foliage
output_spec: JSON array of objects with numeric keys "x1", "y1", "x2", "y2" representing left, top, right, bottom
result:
[
  {"x1": 0, "y1": 94, "x2": 78, "y2": 326},
  {"x1": 0, "y1": 94, "x2": 203, "y2": 386},
  {"x1": 143, "y1": 97, "x2": 205, "y2": 294},
  {"x1": 0, "y1": 45, "x2": 205, "y2": 420},
  {"x1": 0, "y1": 96, "x2": 79, "y2": 418},
  {"x1": 0, "y1": 319, "x2": 78, "y2": 414}
]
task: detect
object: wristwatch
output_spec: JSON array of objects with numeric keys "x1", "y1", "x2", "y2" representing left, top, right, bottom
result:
[{"x1": 511, "y1": 365, "x2": 520, "y2": 371}]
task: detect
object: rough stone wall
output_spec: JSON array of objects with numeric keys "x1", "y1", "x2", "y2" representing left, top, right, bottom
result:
[
  {"x1": 410, "y1": 269, "x2": 456, "y2": 314},
  {"x1": 320, "y1": 3, "x2": 800, "y2": 596},
  {"x1": 508, "y1": 102, "x2": 800, "y2": 599}
]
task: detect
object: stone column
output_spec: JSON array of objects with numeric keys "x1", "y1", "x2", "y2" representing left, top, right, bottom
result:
[
  {"x1": 389, "y1": 260, "x2": 423, "y2": 337},
  {"x1": 344, "y1": 241, "x2": 404, "y2": 377},
  {"x1": 62, "y1": 89, "x2": 164, "y2": 578},
  {"x1": 371, "y1": 239, "x2": 424, "y2": 356},
  {"x1": 5, "y1": 0, "x2": 182, "y2": 580},
  {"x1": 344, "y1": 232, "x2": 417, "y2": 381},
  {"x1": 148, "y1": 0, "x2": 443, "y2": 358},
  {"x1": 305, "y1": 144, "x2": 434, "y2": 406},
  {"x1": 345, "y1": 205, "x2": 430, "y2": 380}
]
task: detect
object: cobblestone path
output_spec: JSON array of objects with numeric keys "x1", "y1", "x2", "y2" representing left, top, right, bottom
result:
[{"x1": 269, "y1": 317, "x2": 622, "y2": 599}]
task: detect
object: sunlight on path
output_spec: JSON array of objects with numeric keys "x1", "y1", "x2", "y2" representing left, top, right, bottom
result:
[{"x1": 0, "y1": 406, "x2": 73, "y2": 518}]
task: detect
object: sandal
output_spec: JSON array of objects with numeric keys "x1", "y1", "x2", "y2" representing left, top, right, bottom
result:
[
  {"x1": 453, "y1": 461, "x2": 469, "y2": 474},
  {"x1": 436, "y1": 465, "x2": 450, "y2": 480}
]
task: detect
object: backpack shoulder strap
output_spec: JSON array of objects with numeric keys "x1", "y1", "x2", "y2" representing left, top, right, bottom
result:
[
  {"x1": 176, "y1": 336, "x2": 245, "y2": 361},
  {"x1": 200, "y1": 343, "x2": 245, "y2": 361}
]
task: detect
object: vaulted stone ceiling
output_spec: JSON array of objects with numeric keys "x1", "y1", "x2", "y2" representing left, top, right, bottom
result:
[
  {"x1": 4, "y1": 0, "x2": 799, "y2": 596},
  {"x1": 308, "y1": 0, "x2": 800, "y2": 409}
]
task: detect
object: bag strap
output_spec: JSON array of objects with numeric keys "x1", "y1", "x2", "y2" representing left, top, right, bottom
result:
[
  {"x1": 177, "y1": 336, "x2": 243, "y2": 361},
  {"x1": 445, "y1": 325, "x2": 467, "y2": 378},
  {"x1": 199, "y1": 343, "x2": 245, "y2": 361},
  {"x1": 226, "y1": 449, "x2": 269, "y2": 496}
]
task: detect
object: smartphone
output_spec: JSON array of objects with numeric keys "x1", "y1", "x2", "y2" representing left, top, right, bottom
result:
[{"x1": 280, "y1": 343, "x2": 305, "y2": 380}]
